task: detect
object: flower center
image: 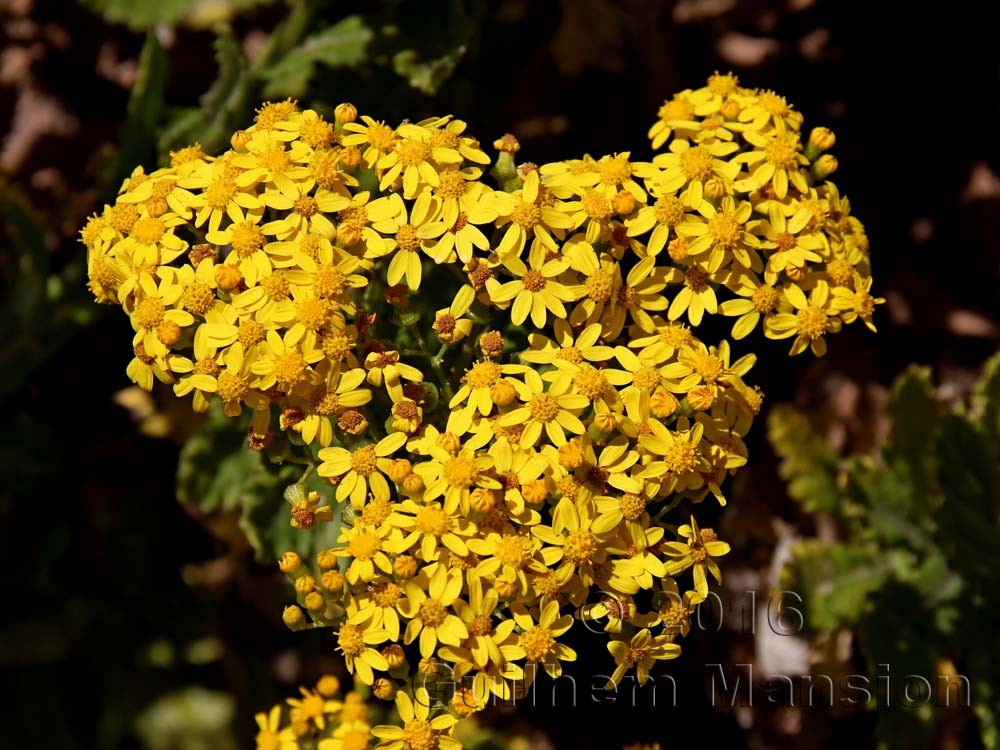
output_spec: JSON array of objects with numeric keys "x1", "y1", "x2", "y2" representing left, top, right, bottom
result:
[
  {"x1": 231, "y1": 222, "x2": 264, "y2": 258},
  {"x1": 563, "y1": 529, "x2": 598, "y2": 564},
  {"x1": 512, "y1": 202, "x2": 541, "y2": 230},
  {"x1": 443, "y1": 456, "x2": 477, "y2": 488},
  {"x1": 415, "y1": 505, "x2": 450, "y2": 537},
  {"x1": 135, "y1": 297, "x2": 165, "y2": 328},
  {"x1": 751, "y1": 284, "x2": 778, "y2": 313},
  {"x1": 519, "y1": 625, "x2": 556, "y2": 662},
  {"x1": 679, "y1": 146, "x2": 712, "y2": 181},
  {"x1": 708, "y1": 213, "x2": 741, "y2": 250},
  {"x1": 337, "y1": 624, "x2": 366, "y2": 657},
  {"x1": 653, "y1": 195, "x2": 685, "y2": 226},
  {"x1": 585, "y1": 270, "x2": 615, "y2": 302},
  {"x1": 464, "y1": 360, "x2": 501, "y2": 389},
  {"x1": 418, "y1": 598, "x2": 447, "y2": 627},
  {"x1": 350, "y1": 445, "x2": 378, "y2": 475},
  {"x1": 528, "y1": 392, "x2": 559, "y2": 423},
  {"x1": 795, "y1": 306, "x2": 828, "y2": 340}
]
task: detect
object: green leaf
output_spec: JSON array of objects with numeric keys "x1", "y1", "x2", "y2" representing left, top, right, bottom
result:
[
  {"x1": 767, "y1": 405, "x2": 840, "y2": 513},
  {"x1": 302, "y1": 15, "x2": 374, "y2": 67},
  {"x1": 884, "y1": 365, "x2": 939, "y2": 512},
  {"x1": 81, "y1": 0, "x2": 195, "y2": 30},
  {"x1": 114, "y1": 32, "x2": 168, "y2": 181},
  {"x1": 971, "y1": 350, "x2": 1000, "y2": 439},
  {"x1": 260, "y1": 15, "x2": 372, "y2": 100},
  {"x1": 783, "y1": 540, "x2": 888, "y2": 633},
  {"x1": 392, "y1": 46, "x2": 465, "y2": 95}
]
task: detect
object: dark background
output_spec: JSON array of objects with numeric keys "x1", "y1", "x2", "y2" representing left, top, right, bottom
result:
[{"x1": 1, "y1": 1, "x2": 997, "y2": 748}]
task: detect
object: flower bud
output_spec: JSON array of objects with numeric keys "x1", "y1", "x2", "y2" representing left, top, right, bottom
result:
[
  {"x1": 279, "y1": 551, "x2": 303, "y2": 575},
  {"x1": 282, "y1": 605, "x2": 306, "y2": 630},
  {"x1": 811, "y1": 154, "x2": 838, "y2": 180},
  {"x1": 382, "y1": 644, "x2": 406, "y2": 669},
  {"x1": 334, "y1": 102, "x2": 358, "y2": 124},
  {"x1": 373, "y1": 678, "x2": 396, "y2": 700},
  {"x1": 317, "y1": 675, "x2": 340, "y2": 696}
]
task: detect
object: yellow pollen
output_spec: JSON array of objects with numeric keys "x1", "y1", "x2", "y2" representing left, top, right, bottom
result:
[
  {"x1": 347, "y1": 530, "x2": 381, "y2": 560},
  {"x1": 654, "y1": 195, "x2": 685, "y2": 226},
  {"x1": 217, "y1": 372, "x2": 248, "y2": 403},
  {"x1": 519, "y1": 626, "x2": 556, "y2": 662},
  {"x1": 238, "y1": 320, "x2": 265, "y2": 347},
  {"x1": 795, "y1": 305, "x2": 828, "y2": 340},
  {"x1": 512, "y1": 202, "x2": 541, "y2": 229},
  {"x1": 396, "y1": 139, "x2": 431, "y2": 167},
  {"x1": 528, "y1": 392, "x2": 559, "y2": 423},
  {"x1": 679, "y1": 146, "x2": 713, "y2": 182},
  {"x1": 110, "y1": 203, "x2": 140, "y2": 233},
  {"x1": 765, "y1": 137, "x2": 799, "y2": 169},
  {"x1": 572, "y1": 366, "x2": 608, "y2": 400},
  {"x1": 708, "y1": 72, "x2": 738, "y2": 95},
  {"x1": 315, "y1": 265, "x2": 347, "y2": 298},
  {"x1": 293, "y1": 196, "x2": 319, "y2": 217},
  {"x1": 751, "y1": 284, "x2": 779, "y2": 313},
  {"x1": 182, "y1": 283, "x2": 214, "y2": 314},
  {"x1": 633, "y1": 366, "x2": 661, "y2": 392},
  {"x1": 337, "y1": 624, "x2": 366, "y2": 657},
  {"x1": 205, "y1": 179, "x2": 237, "y2": 210},
  {"x1": 296, "y1": 297, "x2": 330, "y2": 330},
  {"x1": 659, "y1": 95, "x2": 694, "y2": 122},
  {"x1": 469, "y1": 614, "x2": 493, "y2": 637},
  {"x1": 585, "y1": 270, "x2": 615, "y2": 302},
  {"x1": 321, "y1": 330, "x2": 352, "y2": 361},
  {"x1": 366, "y1": 122, "x2": 396, "y2": 151},
  {"x1": 464, "y1": 360, "x2": 501, "y2": 389},
  {"x1": 400, "y1": 719, "x2": 436, "y2": 750},
  {"x1": 496, "y1": 535, "x2": 527, "y2": 568},
  {"x1": 130, "y1": 217, "x2": 164, "y2": 245},
  {"x1": 193, "y1": 357, "x2": 221, "y2": 378},
  {"x1": 690, "y1": 352, "x2": 724, "y2": 383},
  {"x1": 617, "y1": 284, "x2": 639, "y2": 307},
  {"x1": 418, "y1": 598, "x2": 447, "y2": 627},
  {"x1": 273, "y1": 352, "x2": 306, "y2": 386},
  {"x1": 581, "y1": 190, "x2": 612, "y2": 221},
  {"x1": 708, "y1": 212, "x2": 741, "y2": 250},
  {"x1": 350, "y1": 445, "x2": 378, "y2": 476},
  {"x1": 262, "y1": 272, "x2": 291, "y2": 301},
  {"x1": 371, "y1": 581, "x2": 401, "y2": 608},
  {"x1": 758, "y1": 91, "x2": 789, "y2": 116},
  {"x1": 522, "y1": 269, "x2": 550, "y2": 294},
  {"x1": 230, "y1": 222, "x2": 264, "y2": 258},
  {"x1": 691, "y1": 545, "x2": 708, "y2": 563},
  {"x1": 553, "y1": 346, "x2": 581, "y2": 365},
  {"x1": 598, "y1": 155, "x2": 631, "y2": 186},
  {"x1": 436, "y1": 172, "x2": 468, "y2": 199},
  {"x1": 563, "y1": 529, "x2": 598, "y2": 564},
  {"x1": 443, "y1": 456, "x2": 477, "y2": 488},
  {"x1": 826, "y1": 258, "x2": 853, "y2": 287},
  {"x1": 664, "y1": 442, "x2": 697, "y2": 474},
  {"x1": 620, "y1": 493, "x2": 646, "y2": 520},
  {"x1": 156, "y1": 320, "x2": 181, "y2": 346},
  {"x1": 261, "y1": 146, "x2": 290, "y2": 172},
  {"x1": 660, "y1": 600, "x2": 687, "y2": 628},
  {"x1": 664, "y1": 238, "x2": 688, "y2": 262},
  {"x1": 415, "y1": 505, "x2": 450, "y2": 537},
  {"x1": 134, "y1": 297, "x2": 165, "y2": 328},
  {"x1": 396, "y1": 224, "x2": 420, "y2": 251}
]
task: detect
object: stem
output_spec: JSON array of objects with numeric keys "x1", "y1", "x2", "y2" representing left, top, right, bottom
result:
[{"x1": 404, "y1": 322, "x2": 454, "y2": 402}]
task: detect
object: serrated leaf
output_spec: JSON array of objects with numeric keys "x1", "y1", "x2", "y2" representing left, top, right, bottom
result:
[
  {"x1": 392, "y1": 46, "x2": 465, "y2": 95},
  {"x1": 300, "y1": 15, "x2": 373, "y2": 67},
  {"x1": 81, "y1": 0, "x2": 195, "y2": 30},
  {"x1": 767, "y1": 405, "x2": 840, "y2": 513},
  {"x1": 884, "y1": 365, "x2": 939, "y2": 511},
  {"x1": 971, "y1": 351, "x2": 1000, "y2": 438},
  {"x1": 784, "y1": 540, "x2": 887, "y2": 632}
]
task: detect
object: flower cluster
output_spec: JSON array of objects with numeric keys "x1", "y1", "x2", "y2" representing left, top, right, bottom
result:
[
  {"x1": 83, "y1": 73, "x2": 876, "y2": 746},
  {"x1": 253, "y1": 674, "x2": 384, "y2": 750}
]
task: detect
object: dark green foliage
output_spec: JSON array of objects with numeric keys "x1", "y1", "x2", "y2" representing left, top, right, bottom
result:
[{"x1": 772, "y1": 356, "x2": 1000, "y2": 748}]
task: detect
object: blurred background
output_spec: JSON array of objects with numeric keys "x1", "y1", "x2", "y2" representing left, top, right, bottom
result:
[{"x1": 1, "y1": 1, "x2": 998, "y2": 748}]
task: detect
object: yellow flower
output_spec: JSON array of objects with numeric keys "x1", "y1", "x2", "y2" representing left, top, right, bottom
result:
[
  {"x1": 498, "y1": 369, "x2": 588, "y2": 449},
  {"x1": 368, "y1": 191, "x2": 440, "y2": 289},
  {"x1": 765, "y1": 280, "x2": 840, "y2": 356},
  {"x1": 317, "y1": 432, "x2": 409, "y2": 509},
  {"x1": 606, "y1": 629, "x2": 680, "y2": 688},
  {"x1": 490, "y1": 170, "x2": 573, "y2": 259},
  {"x1": 387, "y1": 497, "x2": 474, "y2": 564},
  {"x1": 335, "y1": 623, "x2": 390, "y2": 685},
  {"x1": 831, "y1": 272, "x2": 883, "y2": 332},
  {"x1": 287, "y1": 686, "x2": 340, "y2": 731},
  {"x1": 663, "y1": 516, "x2": 730, "y2": 601},
  {"x1": 508, "y1": 599, "x2": 576, "y2": 679},
  {"x1": 371, "y1": 687, "x2": 460, "y2": 750},
  {"x1": 397, "y1": 566, "x2": 469, "y2": 657},
  {"x1": 486, "y1": 245, "x2": 579, "y2": 329}
]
